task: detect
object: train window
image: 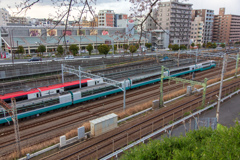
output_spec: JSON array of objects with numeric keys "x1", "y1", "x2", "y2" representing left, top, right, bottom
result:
[
  {"x1": 56, "y1": 90, "x2": 60, "y2": 93},
  {"x1": 170, "y1": 67, "x2": 189, "y2": 75},
  {"x1": 36, "y1": 93, "x2": 39, "y2": 97}
]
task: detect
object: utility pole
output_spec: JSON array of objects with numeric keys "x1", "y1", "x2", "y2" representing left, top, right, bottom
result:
[
  {"x1": 11, "y1": 98, "x2": 21, "y2": 157},
  {"x1": 178, "y1": 39, "x2": 180, "y2": 67},
  {"x1": 79, "y1": 66, "x2": 81, "y2": 89},
  {"x1": 216, "y1": 54, "x2": 226, "y2": 123},
  {"x1": 159, "y1": 66, "x2": 164, "y2": 108},
  {"x1": 235, "y1": 53, "x2": 239, "y2": 78}
]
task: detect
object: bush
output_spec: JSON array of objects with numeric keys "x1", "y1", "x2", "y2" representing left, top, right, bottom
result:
[{"x1": 121, "y1": 123, "x2": 240, "y2": 160}]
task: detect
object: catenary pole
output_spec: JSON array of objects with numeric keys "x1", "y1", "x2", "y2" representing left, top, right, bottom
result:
[{"x1": 216, "y1": 54, "x2": 226, "y2": 123}]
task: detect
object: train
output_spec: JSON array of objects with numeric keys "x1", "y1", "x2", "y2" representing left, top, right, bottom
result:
[
  {"x1": 0, "y1": 60, "x2": 216, "y2": 125},
  {"x1": 0, "y1": 78, "x2": 104, "y2": 103}
]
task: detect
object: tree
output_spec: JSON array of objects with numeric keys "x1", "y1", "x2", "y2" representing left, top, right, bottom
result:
[
  {"x1": 145, "y1": 43, "x2": 152, "y2": 49},
  {"x1": 207, "y1": 42, "x2": 212, "y2": 48},
  {"x1": 220, "y1": 43, "x2": 226, "y2": 48},
  {"x1": 191, "y1": 43, "x2": 195, "y2": 48},
  {"x1": 168, "y1": 44, "x2": 173, "y2": 50},
  {"x1": 129, "y1": 45, "x2": 137, "y2": 57},
  {"x1": 17, "y1": 45, "x2": 24, "y2": 58},
  {"x1": 69, "y1": 44, "x2": 79, "y2": 56},
  {"x1": 114, "y1": 45, "x2": 117, "y2": 54},
  {"x1": 212, "y1": 43, "x2": 217, "y2": 49},
  {"x1": 123, "y1": 44, "x2": 129, "y2": 50},
  {"x1": 180, "y1": 45, "x2": 187, "y2": 50},
  {"x1": 57, "y1": 45, "x2": 64, "y2": 55},
  {"x1": 86, "y1": 44, "x2": 93, "y2": 55},
  {"x1": 172, "y1": 44, "x2": 179, "y2": 51},
  {"x1": 37, "y1": 45, "x2": 46, "y2": 57},
  {"x1": 202, "y1": 43, "x2": 206, "y2": 48},
  {"x1": 197, "y1": 44, "x2": 201, "y2": 49},
  {"x1": 98, "y1": 44, "x2": 110, "y2": 58}
]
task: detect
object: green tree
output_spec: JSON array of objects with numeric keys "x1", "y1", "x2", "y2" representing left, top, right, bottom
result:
[
  {"x1": 202, "y1": 43, "x2": 206, "y2": 48},
  {"x1": 145, "y1": 43, "x2": 152, "y2": 49},
  {"x1": 57, "y1": 45, "x2": 64, "y2": 55},
  {"x1": 197, "y1": 44, "x2": 201, "y2": 49},
  {"x1": 168, "y1": 44, "x2": 173, "y2": 50},
  {"x1": 180, "y1": 45, "x2": 187, "y2": 50},
  {"x1": 37, "y1": 45, "x2": 46, "y2": 57},
  {"x1": 98, "y1": 44, "x2": 110, "y2": 58},
  {"x1": 86, "y1": 44, "x2": 93, "y2": 55},
  {"x1": 207, "y1": 42, "x2": 212, "y2": 48},
  {"x1": 114, "y1": 45, "x2": 117, "y2": 54},
  {"x1": 191, "y1": 43, "x2": 195, "y2": 47},
  {"x1": 212, "y1": 43, "x2": 217, "y2": 49},
  {"x1": 17, "y1": 45, "x2": 24, "y2": 58},
  {"x1": 135, "y1": 43, "x2": 139, "y2": 49},
  {"x1": 69, "y1": 44, "x2": 79, "y2": 56},
  {"x1": 172, "y1": 44, "x2": 179, "y2": 51},
  {"x1": 123, "y1": 44, "x2": 129, "y2": 50},
  {"x1": 220, "y1": 43, "x2": 226, "y2": 48},
  {"x1": 129, "y1": 45, "x2": 137, "y2": 57}
]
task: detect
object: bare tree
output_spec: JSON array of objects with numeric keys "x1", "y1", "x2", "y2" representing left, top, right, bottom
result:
[{"x1": 8, "y1": 0, "x2": 175, "y2": 53}]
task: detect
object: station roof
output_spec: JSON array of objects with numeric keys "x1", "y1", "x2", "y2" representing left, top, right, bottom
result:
[{"x1": 2, "y1": 34, "x2": 146, "y2": 48}]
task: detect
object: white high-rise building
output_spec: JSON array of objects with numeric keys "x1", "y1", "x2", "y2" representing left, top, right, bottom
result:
[{"x1": 0, "y1": 8, "x2": 10, "y2": 26}]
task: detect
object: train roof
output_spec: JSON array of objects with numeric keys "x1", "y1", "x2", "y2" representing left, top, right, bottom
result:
[
  {"x1": 0, "y1": 78, "x2": 92, "y2": 99},
  {"x1": 38, "y1": 78, "x2": 92, "y2": 91},
  {"x1": 0, "y1": 89, "x2": 39, "y2": 100}
]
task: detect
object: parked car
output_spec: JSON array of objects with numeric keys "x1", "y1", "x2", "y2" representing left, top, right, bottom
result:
[
  {"x1": 82, "y1": 56, "x2": 90, "y2": 58},
  {"x1": 151, "y1": 47, "x2": 156, "y2": 51},
  {"x1": 28, "y1": 57, "x2": 42, "y2": 62},
  {"x1": 65, "y1": 55, "x2": 74, "y2": 60}
]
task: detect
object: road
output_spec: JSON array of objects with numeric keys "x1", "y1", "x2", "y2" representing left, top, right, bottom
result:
[{"x1": 0, "y1": 52, "x2": 160, "y2": 64}]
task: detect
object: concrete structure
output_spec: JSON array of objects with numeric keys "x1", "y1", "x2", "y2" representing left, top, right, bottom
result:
[
  {"x1": 213, "y1": 8, "x2": 240, "y2": 44},
  {"x1": 190, "y1": 16, "x2": 204, "y2": 45},
  {"x1": 98, "y1": 10, "x2": 114, "y2": 27},
  {"x1": 78, "y1": 127, "x2": 85, "y2": 139},
  {"x1": 90, "y1": 113, "x2": 118, "y2": 136},
  {"x1": 0, "y1": 8, "x2": 10, "y2": 26},
  {"x1": 59, "y1": 135, "x2": 66, "y2": 147},
  {"x1": 114, "y1": 13, "x2": 128, "y2": 27},
  {"x1": 191, "y1": 9, "x2": 214, "y2": 44},
  {"x1": 155, "y1": 0, "x2": 192, "y2": 46},
  {"x1": 0, "y1": 26, "x2": 145, "y2": 54},
  {"x1": 148, "y1": 30, "x2": 170, "y2": 49},
  {"x1": 9, "y1": 16, "x2": 28, "y2": 25}
]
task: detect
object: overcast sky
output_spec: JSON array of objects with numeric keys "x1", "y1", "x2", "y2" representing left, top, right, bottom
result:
[{"x1": 1, "y1": 0, "x2": 240, "y2": 19}]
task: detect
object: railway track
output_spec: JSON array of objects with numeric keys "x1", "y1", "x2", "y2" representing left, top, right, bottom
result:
[
  {"x1": 0, "y1": 60, "x2": 238, "y2": 157},
  {"x1": 42, "y1": 77, "x2": 240, "y2": 160}
]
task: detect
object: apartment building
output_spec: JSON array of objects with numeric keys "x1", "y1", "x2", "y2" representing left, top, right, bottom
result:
[
  {"x1": 98, "y1": 10, "x2": 114, "y2": 27},
  {"x1": 155, "y1": 0, "x2": 192, "y2": 46},
  {"x1": 0, "y1": 8, "x2": 10, "y2": 26},
  {"x1": 191, "y1": 9, "x2": 214, "y2": 44},
  {"x1": 114, "y1": 13, "x2": 128, "y2": 27},
  {"x1": 190, "y1": 17, "x2": 204, "y2": 45},
  {"x1": 9, "y1": 16, "x2": 28, "y2": 25},
  {"x1": 213, "y1": 8, "x2": 240, "y2": 44}
]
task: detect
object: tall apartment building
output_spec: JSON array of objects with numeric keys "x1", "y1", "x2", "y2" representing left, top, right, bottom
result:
[
  {"x1": 190, "y1": 17, "x2": 204, "y2": 45},
  {"x1": 0, "y1": 8, "x2": 10, "y2": 26},
  {"x1": 155, "y1": 0, "x2": 192, "y2": 45},
  {"x1": 98, "y1": 10, "x2": 114, "y2": 27},
  {"x1": 114, "y1": 13, "x2": 128, "y2": 27},
  {"x1": 191, "y1": 9, "x2": 214, "y2": 44},
  {"x1": 213, "y1": 8, "x2": 240, "y2": 44}
]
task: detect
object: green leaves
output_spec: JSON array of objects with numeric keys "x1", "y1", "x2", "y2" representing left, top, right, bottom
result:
[{"x1": 121, "y1": 123, "x2": 240, "y2": 160}]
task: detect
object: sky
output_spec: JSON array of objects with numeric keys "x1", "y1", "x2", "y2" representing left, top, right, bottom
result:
[{"x1": 0, "y1": 0, "x2": 240, "y2": 20}]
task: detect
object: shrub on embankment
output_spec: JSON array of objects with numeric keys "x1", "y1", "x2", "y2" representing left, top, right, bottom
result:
[{"x1": 120, "y1": 123, "x2": 240, "y2": 160}]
